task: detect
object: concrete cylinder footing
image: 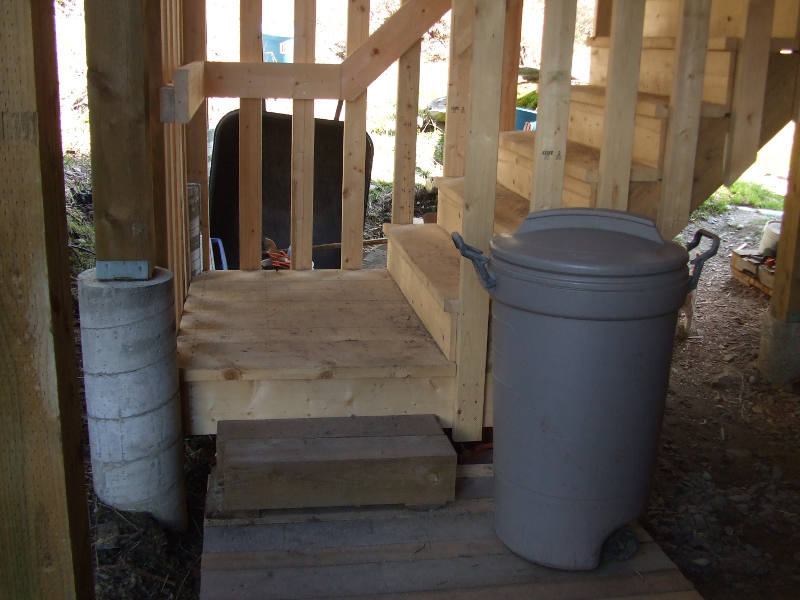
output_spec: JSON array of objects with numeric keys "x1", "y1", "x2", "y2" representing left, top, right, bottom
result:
[
  {"x1": 758, "y1": 310, "x2": 800, "y2": 387},
  {"x1": 78, "y1": 267, "x2": 187, "y2": 531}
]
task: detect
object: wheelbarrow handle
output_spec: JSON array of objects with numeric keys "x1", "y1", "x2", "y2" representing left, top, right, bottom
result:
[
  {"x1": 451, "y1": 232, "x2": 497, "y2": 290},
  {"x1": 685, "y1": 229, "x2": 720, "y2": 291}
]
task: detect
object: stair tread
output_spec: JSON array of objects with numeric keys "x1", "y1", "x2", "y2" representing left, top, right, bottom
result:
[
  {"x1": 499, "y1": 132, "x2": 660, "y2": 182},
  {"x1": 570, "y1": 83, "x2": 727, "y2": 119},
  {"x1": 384, "y1": 223, "x2": 460, "y2": 313},
  {"x1": 437, "y1": 178, "x2": 529, "y2": 235}
]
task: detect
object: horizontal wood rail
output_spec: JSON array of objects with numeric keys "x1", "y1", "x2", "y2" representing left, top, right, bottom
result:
[{"x1": 160, "y1": 0, "x2": 450, "y2": 122}]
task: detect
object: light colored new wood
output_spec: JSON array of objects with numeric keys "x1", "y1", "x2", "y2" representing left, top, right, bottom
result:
[
  {"x1": 454, "y1": 0, "x2": 506, "y2": 442},
  {"x1": 499, "y1": 0, "x2": 524, "y2": 132},
  {"x1": 204, "y1": 61, "x2": 342, "y2": 99},
  {"x1": 160, "y1": 60, "x2": 204, "y2": 123},
  {"x1": 290, "y1": 0, "x2": 315, "y2": 271},
  {"x1": 588, "y1": 34, "x2": 738, "y2": 51},
  {"x1": 238, "y1": 0, "x2": 262, "y2": 270},
  {"x1": 341, "y1": 0, "x2": 370, "y2": 269},
  {"x1": 596, "y1": 0, "x2": 645, "y2": 210},
  {"x1": 392, "y1": 0, "x2": 421, "y2": 225},
  {"x1": 443, "y1": 0, "x2": 474, "y2": 177},
  {"x1": 1, "y1": 2, "x2": 92, "y2": 597},
  {"x1": 384, "y1": 224, "x2": 460, "y2": 359},
  {"x1": 531, "y1": 0, "x2": 577, "y2": 211},
  {"x1": 723, "y1": 0, "x2": 775, "y2": 186},
  {"x1": 437, "y1": 178, "x2": 530, "y2": 236},
  {"x1": 657, "y1": 0, "x2": 711, "y2": 240},
  {"x1": 570, "y1": 83, "x2": 727, "y2": 119},
  {"x1": 218, "y1": 415, "x2": 455, "y2": 510},
  {"x1": 340, "y1": 0, "x2": 451, "y2": 100}
]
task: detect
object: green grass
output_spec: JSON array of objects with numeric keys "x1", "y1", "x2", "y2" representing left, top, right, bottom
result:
[
  {"x1": 691, "y1": 181, "x2": 784, "y2": 219},
  {"x1": 516, "y1": 89, "x2": 538, "y2": 110}
]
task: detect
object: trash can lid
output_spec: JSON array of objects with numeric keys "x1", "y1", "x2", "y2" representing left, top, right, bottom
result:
[{"x1": 490, "y1": 209, "x2": 688, "y2": 277}]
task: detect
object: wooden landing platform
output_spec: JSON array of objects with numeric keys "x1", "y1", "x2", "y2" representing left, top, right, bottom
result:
[
  {"x1": 178, "y1": 270, "x2": 456, "y2": 435},
  {"x1": 200, "y1": 464, "x2": 700, "y2": 600}
]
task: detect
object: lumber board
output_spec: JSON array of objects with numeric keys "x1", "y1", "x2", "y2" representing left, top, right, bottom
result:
[
  {"x1": 761, "y1": 53, "x2": 799, "y2": 148},
  {"x1": 340, "y1": 0, "x2": 451, "y2": 100},
  {"x1": 723, "y1": 0, "x2": 775, "y2": 186},
  {"x1": 690, "y1": 116, "x2": 729, "y2": 213},
  {"x1": 204, "y1": 61, "x2": 342, "y2": 99},
  {"x1": 588, "y1": 35, "x2": 738, "y2": 51},
  {"x1": 657, "y1": 0, "x2": 712, "y2": 240},
  {"x1": 238, "y1": 0, "x2": 262, "y2": 270},
  {"x1": 341, "y1": 0, "x2": 370, "y2": 269},
  {"x1": 499, "y1": 0, "x2": 524, "y2": 131},
  {"x1": 217, "y1": 415, "x2": 455, "y2": 510},
  {"x1": 437, "y1": 177, "x2": 529, "y2": 236},
  {"x1": 571, "y1": 83, "x2": 727, "y2": 119},
  {"x1": 290, "y1": 0, "x2": 316, "y2": 271},
  {"x1": 385, "y1": 224, "x2": 459, "y2": 359},
  {"x1": 596, "y1": 0, "x2": 646, "y2": 210},
  {"x1": 160, "y1": 60, "x2": 204, "y2": 123},
  {"x1": 454, "y1": 0, "x2": 506, "y2": 442},
  {"x1": 531, "y1": 0, "x2": 577, "y2": 211},
  {"x1": 443, "y1": 0, "x2": 473, "y2": 177},
  {"x1": 1, "y1": 1, "x2": 92, "y2": 597}
]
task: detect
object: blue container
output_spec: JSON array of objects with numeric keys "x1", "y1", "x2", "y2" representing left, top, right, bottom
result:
[
  {"x1": 515, "y1": 107, "x2": 538, "y2": 131},
  {"x1": 262, "y1": 34, "x2": 293, "y2": 63}
]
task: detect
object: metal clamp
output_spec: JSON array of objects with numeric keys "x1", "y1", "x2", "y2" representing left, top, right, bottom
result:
[
  {"x1": 685, "y1": 229, "x2": 720, "y2": 291},
  {"x1": 451, "y1": 232, "x2": 497, "y2": 290}
]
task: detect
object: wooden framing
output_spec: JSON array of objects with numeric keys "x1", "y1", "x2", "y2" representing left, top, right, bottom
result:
[
  {"x1": 443, "y1": 0, "x2": 474, "y2": 178},
  {"x1": 1, "y1": 2, "x2": 92, "y2": 596},
  {"x1": 499, "y1": 0, "x2": 524, "y2": 132}
]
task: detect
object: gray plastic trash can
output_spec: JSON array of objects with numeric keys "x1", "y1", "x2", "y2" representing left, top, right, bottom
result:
[{"x1": 453, "y1": 209, "x2": 717, "y2": 570}]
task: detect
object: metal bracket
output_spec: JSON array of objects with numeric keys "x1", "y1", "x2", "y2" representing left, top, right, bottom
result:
[{"x1": 95, "y1": 260, "x2": 151, "y2": 281}]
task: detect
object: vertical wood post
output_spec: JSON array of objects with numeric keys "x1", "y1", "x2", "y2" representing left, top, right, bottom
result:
[
  {"x1": 656, "y1": 0, "x2": 711, "y2": 239},
  {"x1": 594, "y1": 0, "x2": 613, "y2": 37},
  {"x1": 183, "y1": 0, "x2": 210, "y2": 271},
  {"x1": 392, "y1": 0, "x2": 421, "y2": 225},
  {"x1": 453, "y1": 0, "x2": 506, "y2": 442},
  {"x1": 499, "y1": 0, "x2": 524, "y2": 132},
  {"x1": 443, "y1": 0, "x2": 474, "y2": 178},
  {"x1": 239, "y1": 0, "x2": 263, "y2": 270},
  {"x1": 1, "y1": 2, "x2": 92, "y2": 597},
  {"x1": 341, "y1": 0, "x2": 370, "y2": 269},
  {"x1": 596, "y1": 0, "x2": 645, "y2": 211},
  {"x1": 291, "y1": 0, "x2": 316, "y2": 270},
  {"x1": 530, "y1": 0, "x2": 577, "y2": 211}
]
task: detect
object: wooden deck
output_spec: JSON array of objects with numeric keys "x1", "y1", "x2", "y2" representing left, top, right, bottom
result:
[
  {"x1": 200, "y1": 464, "x2": 701, "y2": 599},
  {"x1": 178, "y1": 269, "x2": 456, "y2": 434}
]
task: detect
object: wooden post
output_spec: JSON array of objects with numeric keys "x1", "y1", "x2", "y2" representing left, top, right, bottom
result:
[
  {"x1": 1, "y1": 2, "x2": 92, "y2": 597},
  {"x1": 291, "y1": 0, "x2": 316, "y2": 270},
  {"x1": 392, "y1": 0, "x2": 421, "y2": 225},
  {"x1": 723, "y1": 0, "x2": 775, "y2": 186},
  {"x1": 86, "y1": 0, "x2": 160, "y2": 279},
  {"x1": 443, "y1": 0, "x2": 474, "y2": 178},
  {"x1": 530, "y1": 0, "x2": 577, "y2": 212},
  {"x1": 239, "y1": 0, "x2": 262, "y2": 270},
  {"x1": 596, "y1": 0, "x2": 645, "y2": 211},
  {"x1": 454, "y1": 0, "x2": 506, "y2": 442},
  {"x1": 341, "y1": 0, "x2": 370, "y2": 269},
  {"x1": 499, "y1": 0, "x2": 524, "y2": 132},
  {"x1": 656, "y1": 0, "x2": 711, "y2": 239},
  {"x1": 594, "y1": 0, "x2": 613, "y2": 37},
  {"x1": 183, "y1": 0, "x2": 210, "y2": 271}
]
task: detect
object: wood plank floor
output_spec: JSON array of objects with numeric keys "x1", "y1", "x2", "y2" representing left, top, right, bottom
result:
[
  {"x1": 200, "y1": 464, "x2": 701, "y2": 600},
  {"x1": 178, "y1": 270, "x2": 456, "y2": 434}
]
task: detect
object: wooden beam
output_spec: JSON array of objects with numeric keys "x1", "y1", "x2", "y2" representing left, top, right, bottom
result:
[
  {"x1": 239, "y1": 0, "x2": 262, "y2": 270},
  {"x1": 499, "y1": 0, "x2": 524, "y2": 132},
  {"x1": 86, "y1": 0, "x2": 158, "y2": 277},
  {"x1": 530, "y1": 0, "x2": 577, "y2": 211},
  {"x1": 291, "y1": 0, "x2": 316, "y2": 271},
  {"x1": 160, "y1": 61, "x2": 205, "y2": 123},
  {"x1": 392, "y1": 0, "x2": 422, "y2": 224},
  {"x1": 594, "y1": 0, "x2": 613, "y2": 37},
  {"x1": 443, "y1": 0, "x2": 474, "y2": 178},
  {"x1": 341, "y1": 0, "x2": 370, "y2": 269},
  {"x1": 723, "y1": 0, "x2": 775, "y2": 186},
  {"x1": 183, "y1": 0, "x2": 210, "y2": 271},
  {"x1": 454, "y1": 0, "x2": 506, "y2": 442},
  {"x1": 1, "y1": 2, "x2": 92, "y2": 597},
  {"x1": 596, "y1": 0, "x2": 645, "y2": 210},
  {"x1": 657, "y1": 0, "x2": 711, "y2": 239},
  {"x1": 204, "y1": 61, "x2": 342, "y2": 100},
  {"x1": 340, "y1": 0, "x2": 450, "y2": 100}
]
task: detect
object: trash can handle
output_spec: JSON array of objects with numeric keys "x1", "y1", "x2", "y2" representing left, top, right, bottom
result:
[
  {"x1": 685, "y1": 229, "x2": 720, "y2": 291},
  {"x1": 451, "y1": 232, "x2": 497, "y2": 290}
]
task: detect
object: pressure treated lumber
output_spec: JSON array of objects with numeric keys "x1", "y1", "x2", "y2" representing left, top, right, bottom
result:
[
  {"x1": 723, "y1": 0, "x2": 775, "y2": 186},
  {"x1": 443, "y1": 0, "x2": 474, "y2": 177},
  {"x1": 217, "y1": 415, "x2": 456, "y2": 510},
  {"x1": 1, "y1": 2, "x2": 92, "y2": 597},
  {"x1": 341, "y1": 0, "x2": 370, "y2": 269},
  {"x1": 531, "y1": 0, "x2": 577, "y2": 211},
  {"x1": 238, "y1": 0, "x2": 262, "y2": 270},
  {"x1": 290, "y1": 0, "x2": 315, "y2": 271},
  {"x1": 596, "y1": 0, "x2": 645, "y2": 211},
  {"x1": 499, "y1": 0, "x2": 524, "y2": 132},
  {"x1": 454, "y1": 0, "x2": 506, "y2": 442},
  {"x1": 392, "y1": 0, "x2": 421, "y2": 225},
  {"x1": 657, "y1": 0, "x2": 711, "y2": 240}
]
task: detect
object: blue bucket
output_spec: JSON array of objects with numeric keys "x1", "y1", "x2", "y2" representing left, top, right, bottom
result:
[{"x1": 515, "y1": 107, "x2": 538, "y2": 131}]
